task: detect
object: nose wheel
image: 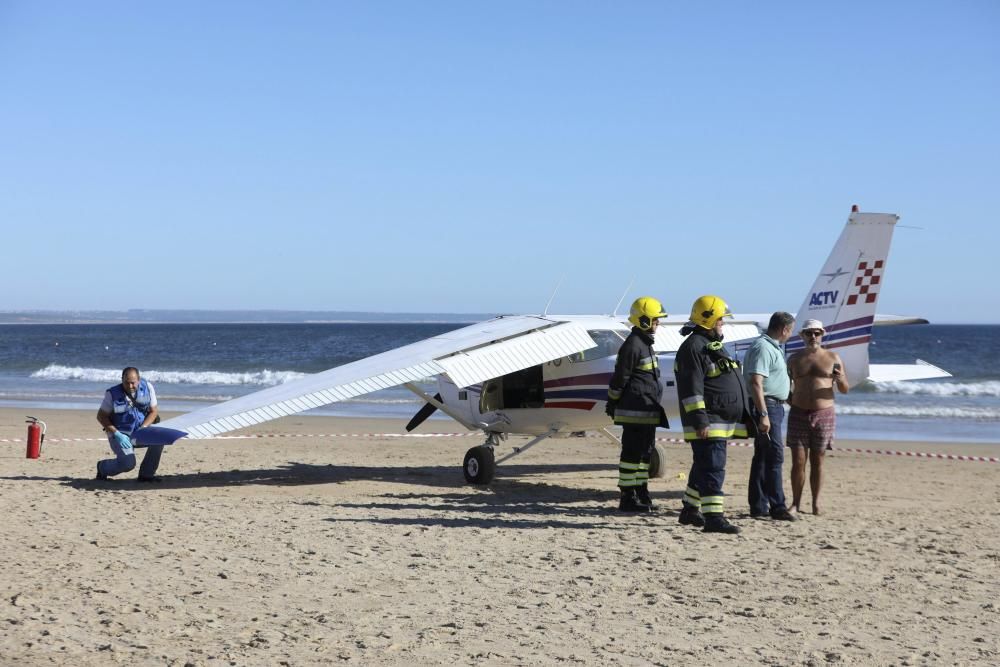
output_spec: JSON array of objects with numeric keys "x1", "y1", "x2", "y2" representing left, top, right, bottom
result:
[
  {"x1": 463, "y1": 446, "x2": 496, "y2": 484},
  {"x1": 461, "y1": 428, "x2": 559, "y2": 485}
]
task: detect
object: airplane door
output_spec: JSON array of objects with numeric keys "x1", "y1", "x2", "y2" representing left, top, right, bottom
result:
[
  {"x1": 478, "y1": 366, "x2": 544, "y2": 413},
  {"x1": 479, "y1": 378, "x2": 503, "y2": 413}
]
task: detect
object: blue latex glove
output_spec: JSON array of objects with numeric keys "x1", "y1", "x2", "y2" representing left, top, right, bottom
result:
[{"x1": 113, "y1": 430, "x2": 134, "y2": 453}]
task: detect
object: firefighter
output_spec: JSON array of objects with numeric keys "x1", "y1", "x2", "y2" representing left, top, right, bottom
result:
[
  {"x1": 607, "y1": 296, "x2": 670, "y2": 512},
  {"x1": 674, "y1": 295, "x2": 753, "y2": 534}
]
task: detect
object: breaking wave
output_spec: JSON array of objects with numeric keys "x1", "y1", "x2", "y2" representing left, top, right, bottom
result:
[
  {"x1": 30, "y1": 364, "x2": 307, "y2": 386},
  {"x1": 838, "y1": 404, "x2": 1000, "y2": 420},
  {"x1": 867, "y1": 380, "x2": 1000, "y2": 397},
  {"x1": 0, "y1": 390, "x2": 234, "y2": 403}
]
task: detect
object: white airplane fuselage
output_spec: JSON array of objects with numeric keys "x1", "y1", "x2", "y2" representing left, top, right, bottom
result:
[{"x1": 434, "y1": 317, "x2": 685, "y2": 436}]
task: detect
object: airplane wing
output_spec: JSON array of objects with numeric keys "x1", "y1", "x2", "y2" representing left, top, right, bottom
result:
[
  {"x1": 156, "y1": 316, "x2": 596, "y2": 439},
  {"x1": 873, "y1": 314, "x2": 931, "y2": 326},
  {"x1": 653, "y1": 322, "x2": 762, "y2": 352},
  {"x1": 867, "y1": 359, "x2": 952, "y2": 383}
]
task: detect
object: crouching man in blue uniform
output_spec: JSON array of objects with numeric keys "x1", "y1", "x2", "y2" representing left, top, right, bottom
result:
[{"x1": 96, "y1": 367, "x2": 164, "y2": 482}]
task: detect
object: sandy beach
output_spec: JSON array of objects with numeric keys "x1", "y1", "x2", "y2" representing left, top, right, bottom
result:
[{"x1": 1, "y1": 407, "x2": 998, "y2": 665}]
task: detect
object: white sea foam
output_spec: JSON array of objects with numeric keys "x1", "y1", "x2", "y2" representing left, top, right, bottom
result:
[
  {"x1": 838, "y1": 404, "x2": 1000, "y2": 420},
  {"x1": 0, "y1": 391, "x2": 233, "y2": 403},
  {"x1": 869, "y1": 380, "x2": 1000, "y2": 397},
  {"x1": 0, "y1": 390, "x2": 103, "y2": 400},
  {"x1": 30, "y1": 364, "x2": 307, "y2": 386}
]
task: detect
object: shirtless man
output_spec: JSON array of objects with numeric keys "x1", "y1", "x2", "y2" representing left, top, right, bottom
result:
[{"x1": 786, "y1": 319, "x2": 849, "y2": 515}]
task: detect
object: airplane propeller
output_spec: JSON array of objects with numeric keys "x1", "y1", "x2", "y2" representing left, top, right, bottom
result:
[{"x1": 405, "y1": 393, "x2": 442, "y2": 432}]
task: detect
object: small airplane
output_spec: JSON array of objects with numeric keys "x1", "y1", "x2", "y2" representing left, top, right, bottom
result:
[{"x1": 146, "y1": 206, "x2": 950, "y2": 485}]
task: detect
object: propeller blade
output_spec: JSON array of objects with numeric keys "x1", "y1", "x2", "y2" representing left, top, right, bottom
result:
[{"x1": 405, "y1": 394, "x2": 442, "y2": 432}]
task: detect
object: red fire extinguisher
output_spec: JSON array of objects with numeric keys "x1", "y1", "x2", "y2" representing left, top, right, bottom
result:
[{"x1": 26, "y1": 416, "x2": 46, "y2": 459}]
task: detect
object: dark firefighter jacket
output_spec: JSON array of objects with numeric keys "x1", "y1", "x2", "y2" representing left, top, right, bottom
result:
[
  {"x1": 674, "y1": 326, "x2": 753, "y2": 441},
  {"x1": 607, "y1": 327, "x2": 669, "y2": 427}
]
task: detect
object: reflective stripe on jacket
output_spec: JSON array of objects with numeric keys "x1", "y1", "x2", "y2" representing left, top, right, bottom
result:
[
  {"x1": 674, "y1": 328, "x2": 752, "y2": 441},
  {"x1": 608, "y1": 328, "x2": 667, "y2": 426}
]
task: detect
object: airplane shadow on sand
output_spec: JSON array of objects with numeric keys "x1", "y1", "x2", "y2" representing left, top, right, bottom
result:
[
  {"x1": 16, "y1": 461, "x2": 685, "y2": 528},
  {"x1": 323, "y1": 486, "x2": 687, "y2": 530},
  {"x1": 41, "y1": 461, "x2": 682, "y2": 493}
]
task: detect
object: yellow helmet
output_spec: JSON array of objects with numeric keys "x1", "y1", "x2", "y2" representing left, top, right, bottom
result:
[
  {"x1": 628, "y1": 296, "x2": 668, "y2": 330},
  {"x1": 689, "y1": 295, "x2": 733, "y2": 329}
]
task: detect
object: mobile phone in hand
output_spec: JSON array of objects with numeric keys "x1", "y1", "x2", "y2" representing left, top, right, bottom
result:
[{"x1": 833, "y1": 363, "x2": 841, "y2": 375}]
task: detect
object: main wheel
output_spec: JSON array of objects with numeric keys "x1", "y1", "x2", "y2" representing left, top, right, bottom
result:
[
  {"x1": 648, "y1": 442, "x2": 668, "y2": 479},
  {"x1": 463, "y1": 446, "x2": 496, "y2": 484}
]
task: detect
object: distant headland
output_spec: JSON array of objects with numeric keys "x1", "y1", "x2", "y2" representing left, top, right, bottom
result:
[{"x1": 0, "y1": 310, "x2": 496, "y2": 324}]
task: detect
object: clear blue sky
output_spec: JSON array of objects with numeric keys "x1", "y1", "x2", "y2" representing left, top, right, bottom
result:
[{"x1": 1, "y1": 2, "x2": 997, "y2": 322}]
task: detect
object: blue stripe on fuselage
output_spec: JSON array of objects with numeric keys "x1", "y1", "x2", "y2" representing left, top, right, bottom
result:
[{"x1": 545, "y1": 388, "x2": 609, "y2": 401}]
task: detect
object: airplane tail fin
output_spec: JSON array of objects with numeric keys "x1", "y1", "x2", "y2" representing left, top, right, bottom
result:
[{"x1": 785, "y1": 207, "x2": 898, "y2": 387}]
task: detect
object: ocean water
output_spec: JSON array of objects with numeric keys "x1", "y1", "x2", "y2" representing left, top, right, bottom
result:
[{"x1": 1, "y1": 323, "x2": 997, "y2": 443}]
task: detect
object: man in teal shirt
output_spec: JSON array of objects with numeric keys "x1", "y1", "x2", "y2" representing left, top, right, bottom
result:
[{"x1": 743, "y1": 312, "x2": 796, "y2": 521}]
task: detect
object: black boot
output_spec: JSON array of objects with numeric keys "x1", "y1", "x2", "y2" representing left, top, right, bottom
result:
[
  {"x1": 703, "y1": 514, "x2": 740, "y2": 534},
  {"x1": 618, "y1": 488, "x2": 651, "y2": 513},
  {"x1": 635, "y1": 484, "x2": 656, "y2": 510},
  {"x1": 678, "y1": 504, "x2": 705, "y2": 527}
]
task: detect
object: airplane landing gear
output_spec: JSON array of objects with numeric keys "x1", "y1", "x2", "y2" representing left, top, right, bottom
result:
[
  {"x1": 463, "y1": 432, "x2": 502, "y2": 484},
  {"x1": 648, "y1": 442, "x2": 668, "y2": 479},
  {"x1": 461, "y1": 429, "x2": 558, "y2": 485},
  {"x1": 463, "y1": 446, "x2": 496, "y2": 485}
]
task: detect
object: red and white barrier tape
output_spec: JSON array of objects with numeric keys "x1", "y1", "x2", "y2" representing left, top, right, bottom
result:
[
  {"x1": 0, "y1": 432, "x2": 477, "y2": 444},
  {"x1": 3, "y1": 432, "x2": 997, "y2": 463},
  {"x1": 824, "y1": 445, "x2": 998, "y2": 463},
  {"x1": 654, "y1": 436, "x2": 1000, "y2": 463}
]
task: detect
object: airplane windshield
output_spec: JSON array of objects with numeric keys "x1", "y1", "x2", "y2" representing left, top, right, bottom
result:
[{"x1": 572, "y1": 330, "x2": 626, "y2": 363}]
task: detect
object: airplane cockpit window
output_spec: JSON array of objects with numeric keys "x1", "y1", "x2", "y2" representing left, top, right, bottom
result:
[{"x1": 571, "y1": 330, "x2": 626, "y2": 363}]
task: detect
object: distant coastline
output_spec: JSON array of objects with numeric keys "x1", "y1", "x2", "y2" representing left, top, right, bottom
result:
[
  {"x1": 0, "y1": 310, "x2": 496, "y2": 325},
  {"x1": 0, "y1": 310, "x2": 979, "y2": 325}
]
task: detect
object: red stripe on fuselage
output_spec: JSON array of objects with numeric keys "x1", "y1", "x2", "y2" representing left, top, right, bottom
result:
[
  {"x1": 543, "y1": 401, "x2": 597, "y2": 410},
  {"x1": 823, "y1": 335, "x2": 871, "y2": 350}
]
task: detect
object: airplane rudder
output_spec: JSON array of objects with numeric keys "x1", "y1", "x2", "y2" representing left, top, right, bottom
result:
[{"x1": 796, "y1": 210, "x2": 897, "y2": 331}]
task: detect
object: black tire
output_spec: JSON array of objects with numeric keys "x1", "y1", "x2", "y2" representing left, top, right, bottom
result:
[
  {"x1": 463, "y1": 446, "x2": 496, "y2": 484},
  {"x1": 648, "y1": 442, "x2": 667, "y2": 479}
]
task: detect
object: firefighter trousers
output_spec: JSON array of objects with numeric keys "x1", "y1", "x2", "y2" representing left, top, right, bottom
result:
[
  {"x1": 618, "y1": 424, "x2": 655, "y2": 489},
  {"x1": 685, "y1": 437, "x2": 728, "y2": 514}
]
